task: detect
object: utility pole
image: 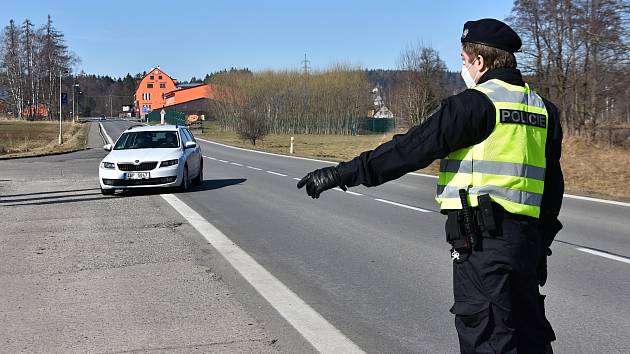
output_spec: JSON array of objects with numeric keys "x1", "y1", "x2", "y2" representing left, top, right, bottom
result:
[
  {"x1": 110, "y1": 94, "x2": 113, "y2": 118},
  {"x1": 302, "y1": 53, "x2": 310, "y2": 75},
  {"x1": 58, "y1": 70, "x2": 63, "y2": 145}
]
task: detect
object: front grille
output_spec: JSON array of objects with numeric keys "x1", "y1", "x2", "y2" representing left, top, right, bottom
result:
[
  {"x1": 102, "y1": 176, "x2": 177, "y2": 186},
  {"x1": 117, "y1": 162, "x2": 158, "y2": 171}
]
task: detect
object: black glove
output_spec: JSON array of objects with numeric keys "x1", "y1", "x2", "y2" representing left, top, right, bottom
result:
[
  {"x1": 296, "y1": 166, "x2": 346, "y2": 199},
  {"x1": 537, "y1": 248, "x2": 552, "y2": 286}
]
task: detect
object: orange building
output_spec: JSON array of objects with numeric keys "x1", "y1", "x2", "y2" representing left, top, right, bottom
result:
[
  {"x1": 134, "y1": 67, "x2": 177, "y2": 117},
  {"x1": 155, "y1": 83, "x2": 219, "y2": 122},
  {"x1": 163, "y1": 84, "x2": 215, "y2": 106}
]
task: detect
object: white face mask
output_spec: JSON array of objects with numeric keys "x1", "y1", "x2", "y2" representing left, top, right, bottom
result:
[{"x1": 460, "y1": 59, "x2": 480, "y2": 88}]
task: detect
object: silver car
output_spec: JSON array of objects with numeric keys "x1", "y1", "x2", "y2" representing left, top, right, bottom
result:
[{"x1": 98, "y1": 125, "x2": 203, "y2": 195}]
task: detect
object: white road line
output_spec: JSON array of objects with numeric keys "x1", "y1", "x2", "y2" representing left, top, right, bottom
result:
[
  {"x1": 217, "y1": 159, "x2": 229, "y2": 163},
  {"x1": 247, "y1": 166, "x2": 263, "y2": 171},
  {"x1": 160, "y1": 194, "x2": 365, "y2": 354},
  {"x1": 266, "y1": 171, "x2": 287, "y2": 177},
  {"x1": 205, "y1": 156, "x2": 217, "y2": 160},
  {"x1": 292, "y1": 177, "x2": 301, "y2": 181},
  {"x1": 197, "y1": 137, "x2": 335, "y2": 164},
  {"x1": 373, "y1": 198, "x2": 431, "y2": 213},
  {"x1": 230, "y1": 162, "x2": 243, "y2": 166},
  {"x1": 409, "y1": 172, "x2": 438, "y2": 179},
  {"x1": 332, "y1": 188, "x2": 363, "y2": 196},
  {"x1": 576, "y1": 248, "x2": 630, "y2": 264},
  {"x1": 196, "y1": 138, "x2": 629, "y2": 207},
  {"x1": 563, "y1": 194, "x2": 630, "y2": 207},
  {"x1": 98, "y1": 123, "x2": 114, "y2": 144}
]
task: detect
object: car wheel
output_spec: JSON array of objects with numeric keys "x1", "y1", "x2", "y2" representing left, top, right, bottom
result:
[
  {"x1": 101, "y1": 188, "x2": 115, "y2": 195},
  {"x1": 178, "y1": 165, "x2": 190, "y2": 192},
  {"x1": 192, "y1": 159, "x2": 203, "y2": 186}
]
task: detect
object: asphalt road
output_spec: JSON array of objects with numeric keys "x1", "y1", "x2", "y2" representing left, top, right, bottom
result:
[
  {"x1": 0, "y1": 121, "x2": 284, "y2": 353},
  {"x1": 81, "y1": 120, "x2": 630, "y2": 352}
]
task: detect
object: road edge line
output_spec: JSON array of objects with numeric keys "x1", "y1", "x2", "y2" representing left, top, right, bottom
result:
[
  {"x1": 99, "y1": 123, "x2": 114, "y2": 145},
  {"x1": 575, "y1": 247, "x2": 630, "y2": 264},
  {"x1": 160, "y1": 193, "x2": 366, "y2": 354}
]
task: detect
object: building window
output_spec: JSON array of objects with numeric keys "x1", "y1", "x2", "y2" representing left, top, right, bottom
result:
[
  {"x1": 158, "y1": 75, "x2": 163, "y2": 80},
  {"x1": 142, "y1": 93, "x2": 152, "y2": 100},
  {"x1": 160, "y1": 83, "x2": 166, "y2": 88},
  {"x1": 150, "y1": 76, "x2": 154, "y2": 80},
  {"x1": 147, "y1": 83, "x2": 153, "y2": 88}
]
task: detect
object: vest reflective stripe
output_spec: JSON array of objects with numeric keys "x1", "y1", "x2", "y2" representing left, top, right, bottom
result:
[
  {"x1": 439, "y1": 159, "x2": 546, "y2": 181},
  {"x1": 435, "y1": 79, "x2": 548, "y2": 218},
  {"x1": 475, "y1": 81, "x2": 546, "y2": 108},
  {"x1": 437, "y1": 185, "x2": 543, "y2": 207}
]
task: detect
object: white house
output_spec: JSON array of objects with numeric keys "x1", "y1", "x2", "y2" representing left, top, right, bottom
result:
[{"x1": 374, "y1": 105, "x2": 394, "y2": 119}]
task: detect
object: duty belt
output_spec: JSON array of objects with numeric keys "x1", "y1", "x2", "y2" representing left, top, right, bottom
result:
[{"x1": 446, "y1": 190, "x2": 498, "y2": 259}]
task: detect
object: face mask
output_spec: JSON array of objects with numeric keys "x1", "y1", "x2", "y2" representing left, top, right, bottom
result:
[{"x1": 460, "y1": 59, "x2": 480, "y2": 88}]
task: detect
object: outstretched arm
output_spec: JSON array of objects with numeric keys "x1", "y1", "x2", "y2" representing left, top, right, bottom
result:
[{"x1": 297, "y1": 89, "x2": 495, "y2": 198}]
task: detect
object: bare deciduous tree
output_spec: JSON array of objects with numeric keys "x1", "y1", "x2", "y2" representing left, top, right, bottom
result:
[
  {"x1": 509, "y1": 0, "x2": 630, "y2": 140},
  {"x1": 391, "y1": 44, "x2": 449, "y2": 127},
  {"x1": 208, "y1": 66, "x2": 370, "y2": 139}
]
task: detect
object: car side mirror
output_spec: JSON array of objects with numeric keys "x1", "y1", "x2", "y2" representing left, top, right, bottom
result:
[
  {"x1": 103, "y1": 144, "x2": 112, "y2": 151},
  {"x1": 184, "y1": 141, "x2": 197, "y2": 149}
]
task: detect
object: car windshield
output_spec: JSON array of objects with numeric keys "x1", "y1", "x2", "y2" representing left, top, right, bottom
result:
[{"x1": 114, "y1": 131, "x2": 179, "y2": 150}]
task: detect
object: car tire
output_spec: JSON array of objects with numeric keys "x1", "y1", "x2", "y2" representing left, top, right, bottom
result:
[
  {"x1": 178, "y1": 165, "x2": 190, "y2": 192},
  {"x1": 192, "y1": 159, "x2": 203, "y2": 186},
  {"x1": 101, "y1": 188, "x2": 115, "y2": 195}
]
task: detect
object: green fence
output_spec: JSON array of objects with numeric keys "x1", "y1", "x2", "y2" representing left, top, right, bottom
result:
[
  {"x1": 355, "y1": 117, "x2": 395, "y2": 134},
  {"x1": 146, "y1": 109, "x2": 187, "y2": 126}
]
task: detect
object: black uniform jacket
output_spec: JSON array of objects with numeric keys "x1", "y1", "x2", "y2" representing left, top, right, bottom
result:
[{"x1": 337, "y1": 68, "x2": 564, "y2": 244}]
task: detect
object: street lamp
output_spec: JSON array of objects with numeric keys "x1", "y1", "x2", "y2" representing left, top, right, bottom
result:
[
  {"x1": 72, "y1": 83, "x2": 80, "y2": 123},
  {"x1": 58, "y1": 69, "x2": 69, "y2": 145}
]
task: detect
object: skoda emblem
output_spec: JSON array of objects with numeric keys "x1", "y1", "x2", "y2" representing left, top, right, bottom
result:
[{"x1": 134, "y1": 160, "x2": 140, "y2": 164}]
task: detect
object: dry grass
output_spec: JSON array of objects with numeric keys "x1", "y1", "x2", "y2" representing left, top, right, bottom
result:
[
  {"x1": 0, "y1": 120, "x2": 90, "y2": 159},
  {"x1": 198, "y1": 122, "x2": 629, "y2": 201},
  {"x1": 561, "y1": 137, "x2": 630, "y2": 200},
  {"x1": 198, "y1": 123, "x2": 394, "y2": 162}
]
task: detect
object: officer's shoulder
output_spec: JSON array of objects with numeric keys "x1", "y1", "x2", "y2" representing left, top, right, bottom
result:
[
  {"x1": 541, "y1": 97, "x2": 559, "y2": 115},
  {"x1": 443, "y1": 88, "x2": 493, "y2": 109}
]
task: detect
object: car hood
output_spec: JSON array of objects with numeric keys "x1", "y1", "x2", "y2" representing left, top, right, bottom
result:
[{"x1": 104, "y1": 148, "x2": 181, "y2": 163}]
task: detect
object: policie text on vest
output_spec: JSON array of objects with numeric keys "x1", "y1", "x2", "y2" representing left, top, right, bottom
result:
[{"x1": 500, "y1": 109, "x2": 546, "y2": 128}]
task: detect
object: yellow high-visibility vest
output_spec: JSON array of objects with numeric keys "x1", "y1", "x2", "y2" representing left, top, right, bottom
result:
[{"x1": 435, "y1": 79, "x2": 548, "y2": 218}]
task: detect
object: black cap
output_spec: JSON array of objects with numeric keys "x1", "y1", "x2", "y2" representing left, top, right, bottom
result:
[{"x1": 461, "y1": 18, "x2": 521, "y2": 53}]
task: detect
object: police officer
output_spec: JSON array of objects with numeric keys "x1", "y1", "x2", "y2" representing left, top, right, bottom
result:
[{"x1": 297, "y1": 18, "x2": 563, "y2": 354}]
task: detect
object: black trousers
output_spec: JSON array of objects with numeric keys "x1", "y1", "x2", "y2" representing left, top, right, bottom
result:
[{"x1": 450, "y1": 217, "x2": 556, "y2": 354}]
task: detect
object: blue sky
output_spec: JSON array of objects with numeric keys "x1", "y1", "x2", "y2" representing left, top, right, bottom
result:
[{"x1": 2, "y1": 0, "x2": 514, "y2": 81}]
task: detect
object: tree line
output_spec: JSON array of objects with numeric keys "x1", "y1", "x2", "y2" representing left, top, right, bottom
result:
[
  {"x1": 206, "y1": 54, "x2": 459, "y2": 142},
  {"x1": 208, "y1": 65, "x2": 372, "y2": 142},
  {"x1": 0, "y1": 15, "x2": 77, "y2": 119},
  {"x1": 509, "y1": 0, "x2": 630, "y2": 140}
]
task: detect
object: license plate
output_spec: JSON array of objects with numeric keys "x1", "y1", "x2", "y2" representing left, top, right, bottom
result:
[{"x1": 126, "y1": 172, "x2": 150, "y2": 179}]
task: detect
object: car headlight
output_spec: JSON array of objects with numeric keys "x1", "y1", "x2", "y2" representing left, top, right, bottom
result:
[
  {"x1": 102, "y1": 162, "x2": 115, "y2": 169},
  {"x1": 160, "y1": 159, "x2": 179, "y2": 167}
]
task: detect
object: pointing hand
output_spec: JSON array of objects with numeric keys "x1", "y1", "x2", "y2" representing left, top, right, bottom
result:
[{"x1": 297, "y1": 166, "x2": 346, "y2": 199}]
